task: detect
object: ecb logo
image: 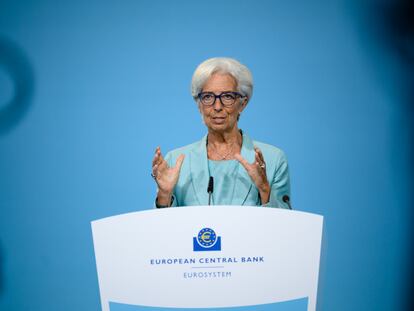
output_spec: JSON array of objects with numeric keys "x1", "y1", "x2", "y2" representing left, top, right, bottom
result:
[{"x1": 193, "y1": 228, "x2": 221, "y2": 252}]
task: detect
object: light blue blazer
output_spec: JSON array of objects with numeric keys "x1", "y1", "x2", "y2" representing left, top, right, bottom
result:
[{"x1": 163, "y1": 132, "x2": 291, "y2": 209}]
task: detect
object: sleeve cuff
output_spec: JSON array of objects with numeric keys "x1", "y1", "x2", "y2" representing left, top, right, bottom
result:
[{"x1": 155, "y1": 196, "x2": 175, "y2": 208}]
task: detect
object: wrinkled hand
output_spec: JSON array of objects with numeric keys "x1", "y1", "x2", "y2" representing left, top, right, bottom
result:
[
  {"x1": 234, "y1": 147, "x2": 270, "y2": 204},
  {"x1": 152, "y1": 147, "x2": 185, "y2": 206}
]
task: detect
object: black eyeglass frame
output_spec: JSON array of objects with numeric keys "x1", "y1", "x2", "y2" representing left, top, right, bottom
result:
[{"x1": 197, "y1": 91, "x2": 245, "y2": 107}]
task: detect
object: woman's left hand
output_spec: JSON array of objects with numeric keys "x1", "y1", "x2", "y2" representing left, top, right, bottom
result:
[{"x1": 234, "y1": 147, "x2": 270, "y2": 204}]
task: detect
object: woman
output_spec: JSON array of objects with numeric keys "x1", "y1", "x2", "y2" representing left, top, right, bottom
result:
[{"x1": 151, "y1": 57, "x2": 291, "y2": 209}]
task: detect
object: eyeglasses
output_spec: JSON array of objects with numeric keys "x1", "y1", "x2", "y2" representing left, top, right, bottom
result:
[{"x1": 197, "y1": 92, "x2": 244, "y2": 107}]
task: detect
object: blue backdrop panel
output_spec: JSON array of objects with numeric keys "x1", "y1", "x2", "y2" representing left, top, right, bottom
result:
[{"x1": 0, "y1": 0, "x2": 412, "y2": 310}]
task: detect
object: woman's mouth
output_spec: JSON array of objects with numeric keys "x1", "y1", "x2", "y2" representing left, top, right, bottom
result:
[{"x1": 212, "y1": 116, "x2": 226, "y2": 123}]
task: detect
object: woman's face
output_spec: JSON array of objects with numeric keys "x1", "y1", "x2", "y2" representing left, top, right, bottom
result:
[{"x1": 199, "y1": 73, "x2": 247, "y2": 134}]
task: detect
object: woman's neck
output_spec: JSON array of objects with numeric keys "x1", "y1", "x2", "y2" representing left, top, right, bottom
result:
[
  {"x1": 207, "y1": 128, "x2": 242, "y2": 146},
  {"x1": 207, "y1": 128, "x2": 242, "y2": 160}
]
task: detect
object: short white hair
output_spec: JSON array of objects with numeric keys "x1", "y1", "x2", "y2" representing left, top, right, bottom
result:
[{"x1": 191, "y1": 57, "x2": 253, "y2": 102}]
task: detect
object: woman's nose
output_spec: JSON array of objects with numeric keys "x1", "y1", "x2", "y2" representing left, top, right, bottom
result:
[{"x1": 213, "y1": 97, "x2": 223, "y2": 111}]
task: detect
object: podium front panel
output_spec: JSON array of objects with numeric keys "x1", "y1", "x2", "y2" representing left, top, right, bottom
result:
[{"x1": 91, "y1": 206, "x2": 323, "y2": 311}]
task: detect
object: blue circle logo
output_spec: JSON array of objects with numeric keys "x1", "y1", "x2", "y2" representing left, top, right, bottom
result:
[{"x1": 197, "y1": 228, "x2": 217, "y2": 248}]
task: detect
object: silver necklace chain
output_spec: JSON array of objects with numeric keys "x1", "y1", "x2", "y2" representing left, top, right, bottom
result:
[
  {"x1": 208, "y1": 141, "x2": 236, "y2": 160},
  {"x1": 207, "y1": 131, "x2": 243, "y2": 160}
]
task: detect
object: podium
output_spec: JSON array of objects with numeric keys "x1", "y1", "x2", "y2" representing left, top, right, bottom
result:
[{"x1": 91, "y1": 206, "x2": 323, "y2": 311}]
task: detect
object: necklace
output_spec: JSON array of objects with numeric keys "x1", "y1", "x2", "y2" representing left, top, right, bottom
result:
[
  {"x1": 206, "y1": 130, "x2": 243, "y2": 160},
  {"x1": 209, "y1": 141, "x2": 236, "y2": 160}
]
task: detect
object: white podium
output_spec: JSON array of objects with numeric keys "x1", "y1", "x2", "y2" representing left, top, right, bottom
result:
[{"x1": 91, "y1": 206, "x2": 323, "y2": 311}]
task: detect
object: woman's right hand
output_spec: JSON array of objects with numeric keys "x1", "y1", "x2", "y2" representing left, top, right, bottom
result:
[{"x1": 152, "y1": 147, "x2": 185, "y2": 206}]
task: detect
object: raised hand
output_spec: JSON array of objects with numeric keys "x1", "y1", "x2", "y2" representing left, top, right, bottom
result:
[
  {"x1": 152, "y1": 147, "x2": 185, "y2": 206},
  {"x1": 234, "y1": 147, "x2": 270, "y2": 204}
]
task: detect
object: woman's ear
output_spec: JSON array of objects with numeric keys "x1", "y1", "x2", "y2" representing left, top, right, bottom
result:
[{"x1": 240, "y1": 97, "x2": 248, "y2": 112}]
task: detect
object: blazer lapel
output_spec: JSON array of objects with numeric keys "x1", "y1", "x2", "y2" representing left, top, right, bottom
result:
[
  {"x1": 231, "y1": 132, "x2": 255, "y2": 205},
  {"x1": 190, "y1": 135, "x2": 210, "y2": 205}
]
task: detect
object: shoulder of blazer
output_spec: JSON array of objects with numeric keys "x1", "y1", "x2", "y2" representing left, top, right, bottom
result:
[{"x1": 164, "y1": 136, "x2": 206, "y2": 164}]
